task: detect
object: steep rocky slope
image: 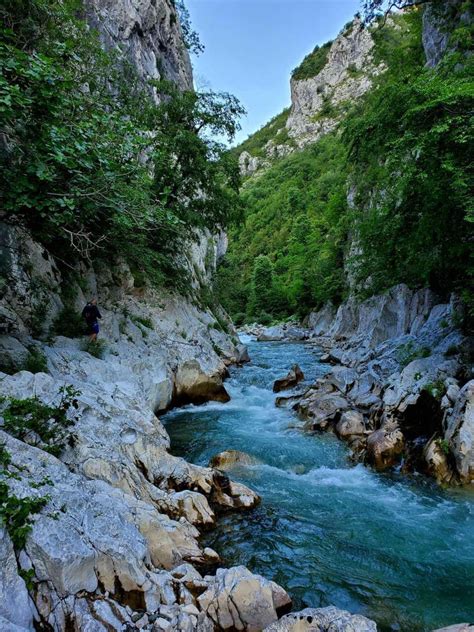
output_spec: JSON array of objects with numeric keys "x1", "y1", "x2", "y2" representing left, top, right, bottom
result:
[
  {"x1": 238, "y1": 16, "x2": 383, "y2": 176},
  {"x1": 84, "y1": 0, "x2": 193, "y2": 94}
]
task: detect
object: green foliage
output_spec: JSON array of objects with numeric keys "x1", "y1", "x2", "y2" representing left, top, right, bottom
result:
[
  {"x1": 292, "y1": 41, "x2": 333, "y2": 80},
  {"x1": 0, "y1": 1, "x2": 243, "y2": 286},
  {"x1": 80, "y1": 338, "x2": 106, "y2": 359},
  {"x1": 217, "y1": 133, "x2": 348, "y2": 320},
  {"x1": 397, "y1": 342, "x2": 431, "y2": 368},
  {"x1": 423, "y1": 380, "x2": 446, "y2": 400},
  {"x1": 344, "y1": 10, "x2": 473, "y2": 302},
  {"x1": 235, "y1": 108, "x2": 291, "y2": 159},
  {"x1": 23, "y1": 346, "x2": 48, "y2": 374},
  {"x1": 171, "y1": 0, "x2": 204, "y2": 55},
  {"x1": 0, "y1": 479, "x2": 49, "y2": 550},
  {"x1": 0, "y1": 385, "x2": 81, "y2": 457},
  {"x1": 130, "y1": 315, "x2": 153, "y2": 329},
  {"x1": 436, "y1": 438, "x2": 450, "y2": 456},
  {"x1": 52, "y1": 306, "x2": 85, "y2": 339}
]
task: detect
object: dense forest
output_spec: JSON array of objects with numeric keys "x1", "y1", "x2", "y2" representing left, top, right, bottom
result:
[
  {"x1": 0, "y1": 0, "x2": 243, "y2": 291},
  {"x1": 217, "y1": 6, "x2": 473, "y2": 325}
]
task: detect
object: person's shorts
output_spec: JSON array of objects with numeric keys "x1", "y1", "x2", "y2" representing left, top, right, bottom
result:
[{"x1": 88, "y1": 322, "x2": 99, "y2": 335}]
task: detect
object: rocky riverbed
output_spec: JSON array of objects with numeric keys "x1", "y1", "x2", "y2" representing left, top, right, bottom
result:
[{"x1": 253, "y1": 284, "x2": 473, "y2": 487}]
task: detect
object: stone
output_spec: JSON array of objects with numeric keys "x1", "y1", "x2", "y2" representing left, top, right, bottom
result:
[
  {"x1": 273, "y1": 364, "x2": 305, "y2": 393},
  {"x1": 173, "y1": 360, "x2": 231, "y2": 405},
  {"x1": 444, "y1": 380, "x2": 474, "y2": 484},
  {"x1": 336, "y1": 410, "x2": 366, "y2": 439},
  {"x1": 366, "y1": 426, "x2": 405, "y2": 470},
  {"x1": 264, "y1": 606, "x2": 377, "y2": 631},
  {"x1": 423, "y1": 437, "x2": 455, "y2": 485},
  {"x1": 0, "y1": 528, "x2": 36, "y2": 631},
  {"x1": 258, "y1": 326, "x2": 286, "y2": 342},
  {"x1": 84, "y1": 0, "x2": 193, "y2": 96},
  {"x1": 431, "y1": 626, "x2": 474, "y2": 632},
  {"x1": 198, "y1": 566, "x2": 292, "y2": 631},
  {"x1": 209, "y1": 450, "x2": 260, "y2": 470}
]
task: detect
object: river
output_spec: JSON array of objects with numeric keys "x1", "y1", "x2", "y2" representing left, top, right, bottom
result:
[{"x1": 163, "y1": 338, "x2": 474, "y2": 632}]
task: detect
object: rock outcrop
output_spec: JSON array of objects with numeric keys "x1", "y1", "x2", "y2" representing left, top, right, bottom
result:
[
  {"x1": 296, "y1": 284, "x2": 473, "y2": 484},
  {"x1": 422, "y1": 0, "x2": 473, "y2": 68},
  {"x1": 264, "y1": 606, "x2": 377, "y2": 632},
  {"x1": 287, "y1": 17, "x2": 381, "y2": 147},
  {"x1": 209, "y1": 450, "x2": 260, "y2": 470},
  {"x1": 84, "y1": 0, "x2": 193, "y2": 96},
  {"x1": 198, "y1": 566, "x2": 292, "y2": 631},
  {"x1": 273, "y1": 364, "x2": 305, "y2": 393}
]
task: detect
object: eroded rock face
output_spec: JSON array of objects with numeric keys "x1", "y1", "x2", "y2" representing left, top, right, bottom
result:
[
  {"x1": 264, "y1": 606, "x2": 377, "y2": 632},
  {"x1": 300, "y1": 284, "x2": 472, "y2": 484},
  {"x1": 173, "y1": 360, "x2": 231, "y2": 406},
  {"x1": 444, "y1": 380, "x2": 474, "y2": 484},
  {"x1": 422, "y1": 0, "x2": 473, "y2": 68},
  {"x1": 273, "y1": 364, "x2": 305, "y2": 393},
  {"x1": 287, "y1": 18, "x2": 382, "y2": 147},
  {"x1": 84, "y1": 0, "x2": 193, "y2": 96},
  {"x1": 198, "y1": 566, "x2": 292, "y2": 631}
]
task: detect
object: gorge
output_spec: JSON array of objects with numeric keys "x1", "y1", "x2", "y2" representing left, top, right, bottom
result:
[{"x1": 0, "y1": 1, "x2": 473, "y2": 631}]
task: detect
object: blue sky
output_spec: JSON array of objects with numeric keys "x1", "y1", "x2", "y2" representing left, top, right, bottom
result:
[{"x1": 187, "y1": 0, "x2": 362, "y2": 145}]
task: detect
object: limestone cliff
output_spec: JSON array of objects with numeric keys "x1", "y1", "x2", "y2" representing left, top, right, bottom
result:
[
  {"x1": 286, "y1": 17, "x2": 381, "y2": 148},
  {"x1": 84, "y1": 0, "x2": 193, "y2": 95},
  {"x1": 238, "y1": 16, "x2": 382, "y2": 176}
]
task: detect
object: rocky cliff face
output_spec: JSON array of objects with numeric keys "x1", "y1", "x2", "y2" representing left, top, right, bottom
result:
[
  {"x1": 286, "y1": 17, "x2": 381, "y2": 148},
  {"x1": 422, "y1": 0, "x2": 473, "y2": 68},
  {"x1": 84, "y1": 0, "x2": 193, "y2": 95},
  {"x1": 238, "y1": 17, "x2": 382, "y2": 176}
]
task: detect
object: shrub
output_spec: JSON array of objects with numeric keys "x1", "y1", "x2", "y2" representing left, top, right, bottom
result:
[
  {"x1": 0, "y1": 386, "x2": 81, "y2": 457},
  {"x1": 0, "y1": 444, "x2": 51, "y2": 552},
  {"x1": 80, "y1": 339, "x2": 106, "y2": 359},
  {"x1": 257, "y1": 312, "x2": 273, "y2": 326},
  {"x1": 130, "y1": 315, "x2": 153, "y2": 329},
  {"x1": 423, "y1": 380, "x2": 446, "y2": 401},
  {"x1": 397, "y1": 342, "x2": 431, "y2": 368},
  {"x1": 292, "y1": 41, "x2": 333, "y2": 81},
  {"x1": 23, "y1": 347, "x2": 48, "y2": 374},
  {"x1": 52, "y1": 307, "x2": 85, "y2": 339}
]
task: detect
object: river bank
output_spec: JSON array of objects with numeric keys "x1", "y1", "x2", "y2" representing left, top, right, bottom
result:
[{"x1": 164, "y1": 337, "x2": 474, "y2": 632}]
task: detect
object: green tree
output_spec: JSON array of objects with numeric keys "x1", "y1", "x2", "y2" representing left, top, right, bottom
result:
[{"x1": 249, "y1": 255, "x2": 275, "y2": 318}]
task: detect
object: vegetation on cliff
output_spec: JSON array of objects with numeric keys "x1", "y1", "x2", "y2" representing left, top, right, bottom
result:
[
  {"x1": 217, "y1": 8, "x2": 473, "y2": 324},
  {"x1": 0, "y1": 0, "x2": 243, "y2": 288}
]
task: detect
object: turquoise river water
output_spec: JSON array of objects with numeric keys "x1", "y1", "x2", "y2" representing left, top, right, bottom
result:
[{"x1": 163, "y1": 338, "x2": 474, "y2": 631}]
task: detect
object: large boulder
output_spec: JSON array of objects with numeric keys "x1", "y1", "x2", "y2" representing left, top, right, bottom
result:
[
  {"x1": 273, "y1": 364, "x2": 305, "y2": 393},
  {"x1": 198, "y1": 566, "x2": 292, "y2": 631},
  {"x1": 264, "y1": 606, "x2": 377, "y2": 632},
  {"x1": 258, "y1": 326, "x2": 286, "y2": 342},
  {"x1": 366, "y1": 425, "x2": 405, "y2": 470},
  {"x1": 173, "y1": 360, "x2": 231, "y2": 406},
  {"x1": 444, "y1": 380, "x2": 474, "y2": 484},
  {"x1": 336, "y1": 410, "x2": 366, "y2": 440}
]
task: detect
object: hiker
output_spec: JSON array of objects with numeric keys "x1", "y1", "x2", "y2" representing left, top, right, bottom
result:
[{"x1": 82, "y1": 298, "x2": 102, "y2": 342}]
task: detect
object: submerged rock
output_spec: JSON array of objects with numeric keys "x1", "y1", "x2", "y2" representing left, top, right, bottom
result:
[
  {"x1": 209, "y1": 450, "x2": 260, "y2": 470},
  {"x1": 264, "y1": 606, "x2": 377, "y2": 631},
  {"x1": 273, "y1": 364, "x2": 305, "y2": 393}
]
